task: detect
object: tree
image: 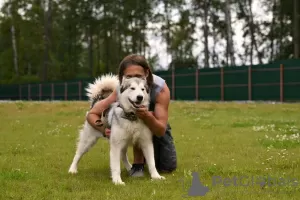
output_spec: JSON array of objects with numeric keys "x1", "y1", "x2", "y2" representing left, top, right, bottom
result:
[
  {"x1": 224, "y1": 0, "x2": 235, "y2": 66},
  {"x1": 192, "y1": 0, "x2": 210, "y2": 68},
  {"x1": 0, "y1": 0, "x2": 299, "y2": 84},
  {"x1": 7, "y1": 0, "x2": 19, "y2": 77},
  {"x1": 293, "y1": 0, "x2": 299, "y2": 58},
  {"x1": 42, "y1": 0, "x2": 52, "y2": 81}
]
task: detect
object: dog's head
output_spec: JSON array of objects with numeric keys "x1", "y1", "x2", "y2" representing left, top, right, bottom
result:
[{"x1": 118, "y1": 77, "x2": 150, "y2": 112}]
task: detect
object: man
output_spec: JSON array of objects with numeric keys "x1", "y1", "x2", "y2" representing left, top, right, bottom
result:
[{"x1": 87, "y1": 54, "x2": 177, "y2": 176}]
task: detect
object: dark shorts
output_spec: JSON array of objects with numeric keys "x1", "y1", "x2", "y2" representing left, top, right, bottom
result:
[{"x1": 152, "y1": 123, "x2": 177, "y2": 172}]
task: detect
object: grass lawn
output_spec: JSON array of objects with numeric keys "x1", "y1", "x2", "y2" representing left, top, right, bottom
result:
[{"x1": 0, "y1": 101, "x2": 300, "y2": 200}]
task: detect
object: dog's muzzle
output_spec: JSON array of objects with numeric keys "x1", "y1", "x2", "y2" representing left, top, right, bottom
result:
[
  {"x1": 136, "y1": 95, "x2": 143, "y2": 102},
  {"x1": 128, "y1": 98, "x2": 143, "y2": 108}
]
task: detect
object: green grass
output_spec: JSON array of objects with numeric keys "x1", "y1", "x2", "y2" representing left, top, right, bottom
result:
[{"x1": 0, "y1": 101, "x2": 300, "y2": 200}]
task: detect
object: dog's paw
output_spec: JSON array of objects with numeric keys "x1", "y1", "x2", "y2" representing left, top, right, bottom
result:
[
  {"x1": 112, "y1": 176, "x2": 125, "y2": 185},
  {"x1": 113, "y1": 179, "x2": 125, "y2": 186},
  {"x1": 68, "y1": 167, "x2": 78, "y2": 174},
  {"x1": 151, "y1": 174, "x2": 166, "y2": 180},
  {"x1": 125, "y1": 164, "x2": 132, "y2": 172}
]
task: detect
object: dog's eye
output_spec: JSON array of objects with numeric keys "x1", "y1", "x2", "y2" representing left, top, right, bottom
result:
[
  {"x1": 131, "y1": 87, "x2": 135, "y2": 90},
  {"x1": 141, "y1": 88, "x2": 145, "y2": 91}
]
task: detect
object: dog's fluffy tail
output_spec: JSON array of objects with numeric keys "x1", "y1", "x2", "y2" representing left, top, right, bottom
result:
[{"x1": 85, "y1": 73, "x2": 119, "y2": 103}]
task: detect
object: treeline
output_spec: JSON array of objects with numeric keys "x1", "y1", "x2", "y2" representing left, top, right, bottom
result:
[{"x1": 0, "y1": 0, "x2": 299, "y2": 84}]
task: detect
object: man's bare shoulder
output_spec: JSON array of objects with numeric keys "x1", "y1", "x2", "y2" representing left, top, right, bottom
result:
[{"x1": 155, "y1": 82, "x2": 170, "y2": 105}]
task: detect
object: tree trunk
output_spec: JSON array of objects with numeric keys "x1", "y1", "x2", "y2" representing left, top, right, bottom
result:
[
  {"x1": 225, "y1": 0, "x2": 235, "y2": 66},
  {"x1": 8, "y1": 2, "x2": 18, "y2": 77},
  {"x1": 279, "y1": 0, "x2": 284, "y2": 59},
  {"x1": 250, "y1": 25, "x2": 253, "y2": 66},
  {"x1": 270, "y1": 0, "x2": 276, "y2": 61},
  {"x1": 43, "y1": 0, "x2": 52, "y2": 81},
  {"x1": 88, "y1": 24, "x2": 93, "y2": 77},
  {"x1": 131, "y1": 22, "x2": 137, "y2": 53},
  {"x1": 293, "y1": 0, "x2": 299, "y2": 58},
  {"x1": 96, "y1": 32, "x2": 100, "y2": 74},
  {"x1": 164, "y1": 0, "x2": 172, "y2": 68},
  {"x1": 247, "y1": 0, "x2": 263, "y2": 64},
  {"x1": 203, "y1": 0, "x2": 209, "y2": 68},
  {"x1": 237, "y1": 0, "x2": 262, "y2": 65},
  {"x1": 210, "y1": 7, "x2": 218, "y2": 67},
  {"x1": 11, "y1": 21, "x2": 18, "y2": 76},
  {"x1": 103, "y1": 4, "x2": 110, "y2": 73}
]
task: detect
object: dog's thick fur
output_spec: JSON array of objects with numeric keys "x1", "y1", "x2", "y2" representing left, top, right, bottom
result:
[{"x1": 68, "y1": 73, "x2": 165, "y2": 185}]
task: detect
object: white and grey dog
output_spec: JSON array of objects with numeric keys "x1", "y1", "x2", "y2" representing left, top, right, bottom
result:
[{"x1": 68, "y1": 73, "x2": 165, "y2": 185}]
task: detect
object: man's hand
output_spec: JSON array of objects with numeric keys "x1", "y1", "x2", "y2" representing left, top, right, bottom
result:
[
  {"x1": 135, "y1": 106, "x2": 153, "y2": 120},
  {"x1": 86, "y1": 89, "x2": 117, "y2": 132},
  {"x1": 105, "y1": 128, "x2": 111, "y2": 138},
  {"x1": 136, "y1": 83, "x2": 170, "y2": 137}
]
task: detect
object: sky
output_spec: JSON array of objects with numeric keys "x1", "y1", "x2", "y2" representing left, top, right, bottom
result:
[
  {"x1": 0, "y1": 0, "x2": 272, "y2": 70},
  {"x1": 145, "y1": 0, "x2": 272, "y2": 69}
]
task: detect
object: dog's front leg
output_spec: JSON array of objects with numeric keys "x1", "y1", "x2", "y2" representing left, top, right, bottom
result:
[
  {"x1": 121, "y1": 147, "x2": 132, "y2": 172},
  {"x1": 110, "y1": 139, "x2": 126, "y2": 185},
  {"x1": 140, "y1": 139, "x2": 165, "y2": 181}
]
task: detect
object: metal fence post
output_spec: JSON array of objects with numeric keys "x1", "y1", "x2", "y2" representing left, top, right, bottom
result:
[
  {"x1": 51, "y1": 83, "x2": 54, "y2": 100},
  {"x1": 78, "y1": 81, "x2": 82, "y2": 100},
  {"x1": 248, "y1": 65, "x2": 252, "y2": 101},
  {"x1": 172, "y1": 68, "x2": 175, "y2": 100},
  {"x1": 39, "y1": 84, "x2": 42, "y2": 101},
  {"x1": 220, "y1": 67, "x2": 224, "y2": 101},
  {"x1": 195, "y1": 67, "x2": 198, "y2": 101},
  {"x1": 65, "y1": 82, "x2": 68, "y2": 100},
  {"x1": 28, "y1": 84, "x2": 31, "y2": 100},
  {"x1": 19, "y1": 84, "x2": 21, "y2": 100},
  {"x1": 280, "y1": 64, "x2": 284, "y2": 102}
]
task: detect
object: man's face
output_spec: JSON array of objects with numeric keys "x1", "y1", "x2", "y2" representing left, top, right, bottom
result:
[{"x1": 123, "y1": 65, "x2": 148, "y2": 80}]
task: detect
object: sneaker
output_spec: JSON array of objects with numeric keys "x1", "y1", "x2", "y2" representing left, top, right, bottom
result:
[{"x1": 128, "y1": 163, "x2": 144, "y2": 177}]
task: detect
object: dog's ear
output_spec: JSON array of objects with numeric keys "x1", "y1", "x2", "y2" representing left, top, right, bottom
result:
[
  {"x1": 145, "y1": 84, "x2": 150, "y2": 94},
  {"x1": 120, "y1": 84, "x2": 128, "y2": 93},
  {"x1": 122, "y1": 76, "x2": 128, "y2": 83},
  {"x1": 120, "y1": 85, "x2": 125, "y2": 93}
]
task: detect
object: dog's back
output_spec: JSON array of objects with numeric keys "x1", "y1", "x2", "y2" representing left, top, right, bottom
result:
[{"x1": 85, "y1": 73, "x2": 119, "y2": 108}]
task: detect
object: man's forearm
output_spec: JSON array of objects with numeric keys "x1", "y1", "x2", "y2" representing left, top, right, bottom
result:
[
  {"x1": 143, "y1": 113, "x2": 166, "y2": 137},
  {"x1": 86, "y1": 98, "x2": 110, "y2": 131},
  {"x1": 86, "y1": 113, "x2": 105, "y2": 132}
]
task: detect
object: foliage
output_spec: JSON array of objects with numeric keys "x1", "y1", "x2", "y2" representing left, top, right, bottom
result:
[{"x1": 0, "y1": 0, "x2": 299, "y2": 84}]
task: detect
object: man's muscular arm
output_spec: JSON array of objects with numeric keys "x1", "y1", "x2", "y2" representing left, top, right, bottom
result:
[
  {"x1": 137, "y1": 83, "x2": 170, "y2": 137},
  {"x1": 86, "y1": 90, "x2": 117, "y2": 132}
]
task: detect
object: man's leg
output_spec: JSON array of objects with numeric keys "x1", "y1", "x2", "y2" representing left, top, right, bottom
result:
[
  {"x1": 128, "y1": 146, "x2": 145, "y2": 177},
  {"x1": 129, "y1": 123, "x2": 177, "y2": 177},
  {"x1": 133, "y1": 146, "x2": 144, "y2": 164},
  {"x1": 153, "y1": 123, "x2": 177, "y2": 173}
]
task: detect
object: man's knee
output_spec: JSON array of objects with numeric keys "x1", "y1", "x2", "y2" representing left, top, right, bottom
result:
[
  {"x1": 154, "y1": 126, "x2": 177, "y2": 173},
  {"x1": 158, "y1": 161, "x2": 177, "y2": 173},
  {"x1": 158, "y1": 145, "x2": 177, "y2": 172}
]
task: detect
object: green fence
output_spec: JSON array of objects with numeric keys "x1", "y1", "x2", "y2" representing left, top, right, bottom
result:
[{"x1": 1, "y1": 59, "x2": 300, "y2": 102}]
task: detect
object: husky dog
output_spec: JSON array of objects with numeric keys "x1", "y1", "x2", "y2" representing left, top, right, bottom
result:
[{"x1": 68, "y1": 73, "x2": 165, "y2": 185}]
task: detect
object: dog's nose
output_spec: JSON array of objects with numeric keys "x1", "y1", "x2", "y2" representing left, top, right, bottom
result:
[{"x1": 137, "y1": 95, "x2": 143, "y2": 101}]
